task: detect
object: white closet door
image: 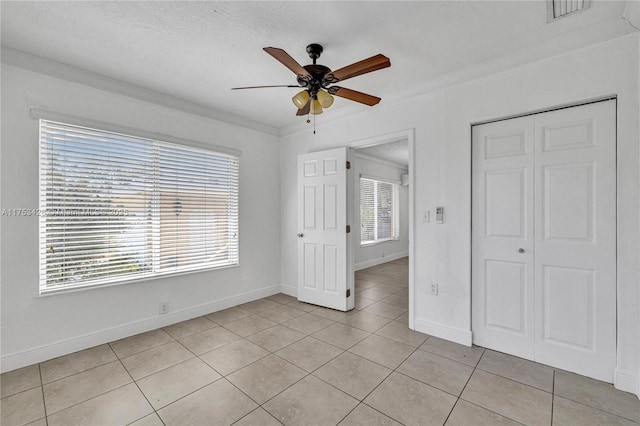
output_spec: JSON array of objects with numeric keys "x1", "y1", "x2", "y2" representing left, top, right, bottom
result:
[
  {"x1": 533, "y1": 100, "x2": 616, "y2": 382},
  {"x1": 472, "y1": 100, "x2": 616, "y2": 382},
  {"x1": 472, "y1": 115, "x2": 535, "y2": 359}
]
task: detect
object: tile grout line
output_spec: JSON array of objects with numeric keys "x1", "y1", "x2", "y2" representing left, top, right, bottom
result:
[
  {"x1": 187, "y1": 309, "x2": 349, "y2": 421},
  {"x1": 110, "y1": 343, "x2": 166, "y2": 426},
  {"x1": 109, "y1": 330, "x2": 176, "y2": 359},
  {"x1": 550, "y1": 369, "x2": 556, "y2": 426},
  {"x1": 245, "y1": 266, "x2": 410, "y2": 424},
  {"x1": 229, "y1": 406, "x2": 284, "y2": 426},
  {"x1": 43, "y1": 381, "x2": 136, "y2": 422},
  {"x1": 442, "y1": 398, "x2": 461, "y2": 426},
  {"x1": 333, "y1": 335, "x2": 429, "y2": 425},
  {"x1": 141, "y1": 315, "x2": 554, "y2": 426},
  {"x1": 552, "y1": 372, "x2": 640, "y2": 424},
  {"x1": 150, "y1": 300, "x2": 353, "y2": 421},
  {"x1": 38, "y1": 363, "x2": 49, "y2": 426},
  {"x1": 38, "y1": 357, "x2": 123, "y2": 387},
  {"x1": 39, "y1": 356, "x2": 147, "y2": 419},
  {"x1": 457, "y1": 350, "x2": 547, "y2": 425},
  {"x1": 228, "y1": 312, "x2": 382, "y2": 423},
  {"x1": 442, "y1": 348, "x2": 484, "y2": 426},
  {"x1": 0, "y1": 383, "x2": 41, "y2": 400}
]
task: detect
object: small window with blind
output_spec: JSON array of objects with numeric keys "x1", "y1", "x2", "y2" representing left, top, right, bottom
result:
[
  {"x1": 360, "y1": 177, "x2": 399, "y2": 245},
  {"x1": 39, "y1": 120, "x2": 239, "y2": 294}
]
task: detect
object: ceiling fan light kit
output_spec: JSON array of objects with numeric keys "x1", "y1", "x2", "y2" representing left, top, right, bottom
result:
[
  {"x1": 316, "y1": 90, "x2": 334, "y2": 108},
  {"x1": 310, "y1": 98, "x2": 323, "y2": 115},
  {"x1": 232, "y1": 43, "x2": 391, "y2": 130},
  {"x1": 292, "y1": 90, "x2": 310, "y2": 109}
]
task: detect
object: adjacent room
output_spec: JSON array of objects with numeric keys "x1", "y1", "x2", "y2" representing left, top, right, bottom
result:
[{"x1": 1, "y1": 1, "x2": 639, "y2": 425}]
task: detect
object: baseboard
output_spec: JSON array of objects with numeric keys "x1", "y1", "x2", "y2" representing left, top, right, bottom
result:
[
  {"x1": 614, "y1": 368, "x2": 640, "y2": 399},
  {"x1": 1, "y1": 285, "x2": 281, "y2": 373},
  {"x1": 355, "y1": 251, "x2": 409, "y2": 271},
  {"x1": 280, "y1": 284, "x2": 297, "y2": 297},
  {"x1": 414, "y1": 318, "x2": 472, "y2": 346}
]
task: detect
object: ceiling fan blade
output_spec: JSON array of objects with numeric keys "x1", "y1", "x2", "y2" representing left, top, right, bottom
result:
[
  {"x1": 231, "y1": 85, "x2": 300, "y2": 90},
  {"x1": 296, "y1": 99, "x2": 310, "y2": 116},
  {"x1": 324, "y1": 54, "x2": 390, "y2": 83},
  {"x1": 328, "y1": 87, "x2": 381, "y2": 106},
  {"x1": 263, "y1": 47, "x2": 312, "y2": 79}
]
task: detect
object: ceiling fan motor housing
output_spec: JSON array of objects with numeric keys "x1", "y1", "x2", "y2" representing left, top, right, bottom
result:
[
  {"x1": 298, "y1": 64, "x2": 331, "y2": 96},
  {"x1": 306, "y1": 43, "x2": 323, "y2": 63},
  {"x1": 295, "y1": 44, "x2": 332, "y2": 97}
]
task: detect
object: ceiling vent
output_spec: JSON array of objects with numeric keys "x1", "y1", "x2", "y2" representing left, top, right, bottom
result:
[{"x1": 547, "y1": 0, "x2": 590, "y2": 22}]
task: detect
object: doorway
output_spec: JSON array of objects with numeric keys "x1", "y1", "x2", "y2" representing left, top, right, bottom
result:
[
  {"x1": 295, "y1": 130, "x2": 415, "y2": 326},
  {"x1": 351, "y1": 135, "x2": 413, "y2": 326},
  {"x1": 471, "y1": 99, "x2": 617, "y2": 382}
]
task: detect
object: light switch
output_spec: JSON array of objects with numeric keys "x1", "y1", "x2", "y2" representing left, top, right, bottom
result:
[
  {"x1": 436, "y1": 207, "x2": 444, "y2": 224},
  {"x1": 423, "y1": 210, "x2": 430, "y2": 222}
]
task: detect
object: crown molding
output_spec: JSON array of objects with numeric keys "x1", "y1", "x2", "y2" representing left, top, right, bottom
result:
[{"x1": 1, "y1": 46, "x2": 281, "y2": 137}]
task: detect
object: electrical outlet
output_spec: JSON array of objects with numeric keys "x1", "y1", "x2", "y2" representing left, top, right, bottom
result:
[
  {"x1": 430, "y1": 282, "x2": 438, "y2": 295},
  {"x1": 159, "y1": 302, "x2": 169, "y2": 315}
]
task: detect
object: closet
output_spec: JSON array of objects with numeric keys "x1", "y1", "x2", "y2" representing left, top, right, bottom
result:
[{"x1": 471, "y1": 100, "x2": 616, "y2": 382}]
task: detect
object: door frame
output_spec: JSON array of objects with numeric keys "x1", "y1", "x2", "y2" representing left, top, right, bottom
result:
[
  {"x1": 469, "y1": 97, "x2": 618, "y2": 377},
  {"x1": 347, "y1": 129, "x2": 416, "y2": 329}
]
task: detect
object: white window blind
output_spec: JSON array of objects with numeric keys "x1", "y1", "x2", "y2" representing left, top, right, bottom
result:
[
  {"x1": 39, "y1": 120, "x2": 239, "y2": 294},
  {"x1": 360, "y1": 177, "x2": 399, "y2": 245}
]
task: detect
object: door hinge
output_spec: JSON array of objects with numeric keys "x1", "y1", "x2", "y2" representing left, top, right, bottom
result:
[
  {"x1": 346, "y1": 161, "x2": 351, "y2": 170},
  {"x1": 346, "y1": 289, "x2": 351, "y2": 297},
  {"x1": 346, "y1": 225, "x2": 351, "y2": 233}
]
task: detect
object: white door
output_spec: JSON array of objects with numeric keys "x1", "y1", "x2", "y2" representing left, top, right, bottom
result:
[
  {"x1": 472, "y1": 100, "x2": 616, "y2": 382},
  {"x1": 533, "y1": 101, "x2": 616, "y2": 381},
  {"x1": 297, "y1": 147, "x2": 351, "y2": 311},
  {"x1": 472, "y1": 115, "x2": 535, "y2": 360}
]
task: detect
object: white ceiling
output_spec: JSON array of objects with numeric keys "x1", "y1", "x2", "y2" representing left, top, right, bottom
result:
[
  {"x1": 1, "y1": 1, "x2": 636, "y2": 134},
  {"x1": 357, "y1": 140, "x2": 409, "y2": 169}
]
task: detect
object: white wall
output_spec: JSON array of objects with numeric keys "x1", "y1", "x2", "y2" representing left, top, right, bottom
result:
[
  {"x1": 353, "y1": 154, "x2": 408, "y2": 270},
  {"x1": 280, "y1": 34, "x2": 640, "y2": 396},
  {"x1": 0, "y1": 64, "x2": 282, "y2": 371}
]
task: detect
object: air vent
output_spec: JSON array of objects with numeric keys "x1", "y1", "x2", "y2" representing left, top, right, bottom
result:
[{"x1": 547, "y1": 0, "x2": 590, "y2": 22}]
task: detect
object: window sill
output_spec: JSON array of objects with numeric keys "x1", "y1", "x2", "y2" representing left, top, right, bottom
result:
[
  {"x1": 360, "y1": 238, "x2": 400, "y2": 248},
  {"x1": 38, "y1": 262, "x2": 240, "y2": 297}
]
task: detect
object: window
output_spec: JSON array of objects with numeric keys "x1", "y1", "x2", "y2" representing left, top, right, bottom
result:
[
  {"x1": 360, "y1": 177, "x2": 399, "y2": 245},
  {"x1": 39, "y1": 120, "x2": 239, "y2": 294}
]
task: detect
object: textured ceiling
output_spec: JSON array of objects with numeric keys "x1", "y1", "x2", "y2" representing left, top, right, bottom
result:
[
  {"x1": 357, "y1": 140, "x2": 409, "y2": 169},
  {"x1": 1, "y1": 1, "x2": 635, "y2": 134}
]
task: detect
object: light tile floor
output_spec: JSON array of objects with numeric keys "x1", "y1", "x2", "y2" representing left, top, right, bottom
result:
[{"x1": 2, "y1": 257, "x2": 639, "y2": 425}]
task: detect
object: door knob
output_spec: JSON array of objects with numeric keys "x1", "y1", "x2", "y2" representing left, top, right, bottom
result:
[
  {"x1": 297, "y1": 233, "x2": 304, "y2": 238},
  {"x1": 518, "y1": 248, "x2": 525, "y2": 253}
]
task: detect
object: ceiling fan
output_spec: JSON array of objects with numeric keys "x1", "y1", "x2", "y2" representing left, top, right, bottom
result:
[{"x1": 232, "y1": 44, "x2": 391, "y2": 117}]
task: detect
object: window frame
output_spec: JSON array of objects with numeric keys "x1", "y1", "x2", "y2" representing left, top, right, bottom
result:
[
  {"x1": 359, "y1": 175, "x2": 400, "y2": 247},
  {"x1": 36, "y1": 111, "x2": 241, "y2": 295}
]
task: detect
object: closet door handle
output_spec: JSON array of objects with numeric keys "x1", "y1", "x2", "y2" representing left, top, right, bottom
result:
[{"x1": 518, "y1": 248, "x2": 525, "y2": 253}]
